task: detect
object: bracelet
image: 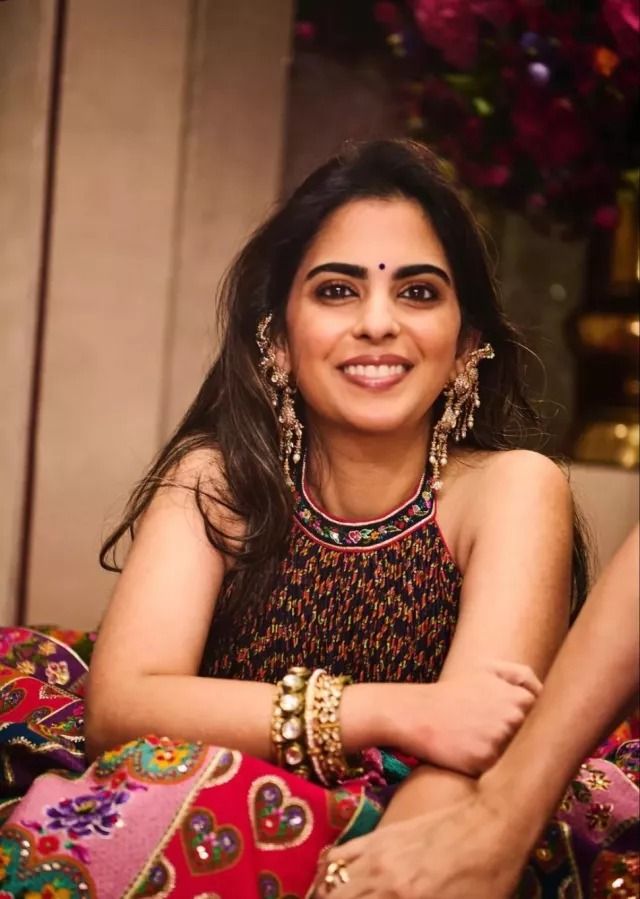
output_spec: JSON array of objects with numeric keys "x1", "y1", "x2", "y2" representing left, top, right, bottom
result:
[
  {"x1": 305, "y1": 669, "x2": 363, "y2": 786},
  {"x1": 271, "y1": 667, "x2": 312, "y2": 778}
]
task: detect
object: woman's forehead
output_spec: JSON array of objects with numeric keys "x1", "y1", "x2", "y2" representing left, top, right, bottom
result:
[{"x1": 301, "y1": 197, "x2": 450, "y2": 271}]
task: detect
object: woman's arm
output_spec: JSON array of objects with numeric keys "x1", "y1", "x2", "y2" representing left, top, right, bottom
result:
[
  {"x1": 480, "y1": 521, "x2": 639, "y2": 843},
  {"x1": 380, "y1": 450, "x2": 573, "y2": 825},
  {"x1": 314, "y1": 525, "x2": 639, "y2": 899},
  {"x1": 87, "y1": 450, "x2": 543, "y2": 766},
  {"x1": 86, "y1": 453, "x2": 277, "y2": 758}
]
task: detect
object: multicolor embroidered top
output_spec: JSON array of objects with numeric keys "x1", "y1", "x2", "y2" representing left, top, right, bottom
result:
[{"x1": 202, "y1": 464, "x2": 462, "y2": 685}]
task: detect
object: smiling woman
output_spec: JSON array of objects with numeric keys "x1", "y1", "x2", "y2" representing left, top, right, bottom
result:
[
  {"x1": 3, "y1": 141, "x2": 633, "y2": 899},
  {"x1": 282, "y1": 199, "x2": 462, "y2": 453}
]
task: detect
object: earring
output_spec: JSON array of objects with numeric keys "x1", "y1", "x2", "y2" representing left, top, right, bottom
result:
[
  {"x1": 429, "y1": 344, "x2": 495, "y2": 491},
  {"x1": 256, "y1": 314, "x2": 303, "y2": 490}
]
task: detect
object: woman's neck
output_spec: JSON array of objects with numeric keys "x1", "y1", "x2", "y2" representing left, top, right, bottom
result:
[{"x1": 304, "y1": 427, "x2": 430, "y2": 522}]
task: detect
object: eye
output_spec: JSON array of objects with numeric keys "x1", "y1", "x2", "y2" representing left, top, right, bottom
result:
[
  {"x1": 398, "y1": 282, "x2": 439, "y2": 302},
  {"x1": 314, "y1": 281, "x2": 358, "y2": 300}
]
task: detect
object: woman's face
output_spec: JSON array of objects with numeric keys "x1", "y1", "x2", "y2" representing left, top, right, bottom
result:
[{"x1": 282, "y1": 197, "x2": 465, "y2": 438}]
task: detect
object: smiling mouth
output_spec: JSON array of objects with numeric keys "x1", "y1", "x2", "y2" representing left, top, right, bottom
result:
[
  {"x1": 342, "y1": 363, "x2": 408, "y2": 378},
  {"x1": 339, "y1": 362, "x2": 412, "y2": 389}
]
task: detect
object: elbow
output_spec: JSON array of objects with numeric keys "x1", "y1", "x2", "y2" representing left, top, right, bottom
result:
[
  {"x1": 84, "y1": 699, "x2": 115, "y2": 762},
  {"x1": 84, "y1": 673, "x2": 125, "y2": 761}
]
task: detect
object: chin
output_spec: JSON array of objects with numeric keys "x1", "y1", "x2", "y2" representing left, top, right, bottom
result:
[{"x1": 338, "y1": 411, "x2": 425, "y2": 436}]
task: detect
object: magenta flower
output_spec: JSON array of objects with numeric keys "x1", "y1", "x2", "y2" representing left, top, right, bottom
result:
[
  {"x1": 413, "y1": 0, "x2": 513, "y2": 69},
  {"x1": 413, "y1": 0, "x2": 479, "y2": 69},
  {"x1": 603, "y1": 0, "x2": 640, "y2": 59}
]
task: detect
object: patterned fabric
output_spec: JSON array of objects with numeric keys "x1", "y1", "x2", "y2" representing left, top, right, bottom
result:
[
  {"x1": 0, "y1": 628, "x2": 88, "y2": 801},
  {"x1": 295, "y1": 458, "x2": 436, "y2": 549},
  {"x1": 0, "y1": 629, "x2": 638, "y2": 898},
  {"x1": 203, "y1": 467, "x2": 461, "y2": 683}
]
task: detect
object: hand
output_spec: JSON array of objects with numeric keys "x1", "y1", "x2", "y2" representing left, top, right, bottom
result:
[
  {"x1": 312, "y1": 791, "x2": 524, "y2": 899},
  {"x1": 382, "y1": 661, "x2": 541, "y2": 776}
]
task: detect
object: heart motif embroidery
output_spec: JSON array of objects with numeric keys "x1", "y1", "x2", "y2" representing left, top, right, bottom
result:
[
  {"x1": 203, "y1": 748, "x2": 241, "y2": 788},
  {"x1": 0, "y1": 824, "x2": 95, "y2": 895},
  {"x1": 134, "y1": 853, "x2": 176, "y2": 897},
  {"x1": 258, "y1": 870, "x2": 301, "y2": 899},
  {"x1": 181, "y1": 807, "x2": 242, "y2": 874},
  {"x1": 0, "y1": 686, "x2": 25, "y2": 715},
  {"x1": 249, "y1": 776, "x2": 312, "y2": 850}
]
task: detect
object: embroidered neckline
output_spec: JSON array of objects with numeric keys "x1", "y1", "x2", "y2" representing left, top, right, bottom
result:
[{"x1": 294, "y1": 460, "x2": 435, "y2": 550}]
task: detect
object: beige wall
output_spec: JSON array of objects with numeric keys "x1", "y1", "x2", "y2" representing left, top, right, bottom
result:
[
  {"x1": 1, "y1": 3, "x2": 635, "y2": 630},
  {"x1": 6, "y1": 0, "x2": 292, "y2": 629},
  {"x1": 571, "y1": 464, "x2": 639, "y2": 576},
  {"x1": 0, "y1": 1, "x2": 57, "y2": 626},
  {"x1": 162, "y1": 1, "x2": 293, "y2": 432}
]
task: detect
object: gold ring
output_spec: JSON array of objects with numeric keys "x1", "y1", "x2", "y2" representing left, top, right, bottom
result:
[{"x1": 323, "y1": 859, "x2": 350, "y2": 891}]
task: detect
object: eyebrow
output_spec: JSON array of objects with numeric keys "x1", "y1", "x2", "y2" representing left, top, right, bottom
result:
[{"x1": 304, "y1": 261, "x2": 452, "y2": 287}]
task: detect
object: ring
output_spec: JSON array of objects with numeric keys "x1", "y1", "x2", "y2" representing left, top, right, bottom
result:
[{"x1": 323, "y1": 859, "x2": 350, "y2": 891}]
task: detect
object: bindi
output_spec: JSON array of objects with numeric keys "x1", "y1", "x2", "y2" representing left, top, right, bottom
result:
[{"x1": 378, "y1": 263, "x2": 386, "y2": 270}]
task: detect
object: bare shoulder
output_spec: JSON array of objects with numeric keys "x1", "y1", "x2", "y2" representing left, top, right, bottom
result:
[
  {"x1": 142, "y1": 444, "x2": 245, "y2": 554},
  {"x1": 152, "y1": 445, "x2": 229, "y2": 512},
  {"x1": 438, "y1": 449, "x2": 573, "y2": 569},
  {"x1": 480, "y1": 449, "x2": 570, "y2": 497},
  {"x1": 446, "y1": 448, "x2": 570, "y2": 499},
  {"x1": 163, "y1": 445, "x2": 226, "y2": 491}
]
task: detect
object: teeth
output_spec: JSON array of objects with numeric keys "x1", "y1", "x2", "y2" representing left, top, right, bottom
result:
[{"x1": 343, "y1": 364, "x2": 406, "y2": 378}]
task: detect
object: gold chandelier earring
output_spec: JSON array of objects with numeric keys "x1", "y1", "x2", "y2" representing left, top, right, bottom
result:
[
  {"x1": 429, "y1": 343, "x2": 495, "y2": 491},
  {"x1": 256, "y1": 313, "x2": 303, "y2": 490}
]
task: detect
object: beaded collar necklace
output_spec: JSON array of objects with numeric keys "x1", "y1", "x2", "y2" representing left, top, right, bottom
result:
[{"x1": 293, "y1": 457, "x2": 435, "y2": 551}]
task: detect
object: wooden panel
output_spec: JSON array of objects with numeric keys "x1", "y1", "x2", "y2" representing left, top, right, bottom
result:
[
  {"x1": 162, "y1": 0, "x2": 294, "y2": 433},
  {"x1": 27, "y1": 0, "x2": 192, "y2": 628},
  {"x1": 0, "y1": 0, "x2": 57, "y2": 625},
  {"x1": 26, "y1": 0, "x2": 293, "y2": 629}
]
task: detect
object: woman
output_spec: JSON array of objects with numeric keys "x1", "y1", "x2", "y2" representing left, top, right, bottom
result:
[
  {"x1": 314, "y1": 525, "x2": 640, "y2": 898},
  {"x1": 0, "y1": 140, "x2": 604, "y2": 898}
]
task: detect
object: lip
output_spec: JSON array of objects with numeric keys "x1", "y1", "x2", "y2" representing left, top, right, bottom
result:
[
  {"x1": 339, "y1": 354, "x2": 412, "y2": 367},
  {"x1": 338, "y1": 354, "x2": 413, "y2": 391}
]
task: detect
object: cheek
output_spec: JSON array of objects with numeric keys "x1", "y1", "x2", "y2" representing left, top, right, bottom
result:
[
  {"x1": 286, "y1": 309, "x2": 340, "y2": 374},
  {"x1": 416, "y1": 308, "x2": 462, "y2": 360}
]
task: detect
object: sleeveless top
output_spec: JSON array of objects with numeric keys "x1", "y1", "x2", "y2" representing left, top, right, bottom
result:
[{"x1": 201, "y1": 464, "x2": 462, "y2": 685}]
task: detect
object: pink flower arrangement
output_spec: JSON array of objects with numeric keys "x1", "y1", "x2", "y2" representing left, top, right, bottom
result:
[
  {"x1": 297, "y1": 0, "x2": 639, "y2": 234},
  {"x1": 413, "y1": 0, "x2": 514, "y2": 68}
]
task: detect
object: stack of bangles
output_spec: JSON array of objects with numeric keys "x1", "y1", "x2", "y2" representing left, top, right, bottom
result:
[{"x1": 270, "y1": 666, "x2": 364, "y2": 786}]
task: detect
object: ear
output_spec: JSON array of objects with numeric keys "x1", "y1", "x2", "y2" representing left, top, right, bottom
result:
[
  {"x1": 449, "y1": 328, "x2": 481, "y2": 379},
  {"x1": 273, "y1": 334, "x2": 291, "y2": 375}
]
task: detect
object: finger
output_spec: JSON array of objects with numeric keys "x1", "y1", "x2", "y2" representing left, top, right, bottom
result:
[
  {"x1": 505, "y1": 704, "x2": 527, "y2": 729},
  {"x1": 313, "y1": 855, "x2": 374, "y2": 899},
  {"x1": 312, "y1": 845, "x2": 361, "y2": 899},
  {"x1": 325, "y1": 834, "x2": 372, "y2": 866},
  {"x1": 508, "y1": 684, "x2": 540, "y2": 716},
  {"x1": 491, "y1": 660, "x2": 542, "y2": 696}
]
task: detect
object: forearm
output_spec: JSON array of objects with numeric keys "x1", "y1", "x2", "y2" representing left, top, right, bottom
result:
[
  {"x1": 379, "y1": 764, "x2": 476, "y2": 827},
  {"x1": 86, "y1": 675, "x2": 278, "y2": 760},
  {"x1": 480, "y1": 526, "x2": 640, "y2": 849},
  {"x1": 86, "y1": 676, "x2": 389, "y2": 762}
]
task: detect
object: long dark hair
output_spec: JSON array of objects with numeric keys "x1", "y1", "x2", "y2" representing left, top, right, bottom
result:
[{"x1": 100, "y1": 139, "x2": 590, "y2": 613}]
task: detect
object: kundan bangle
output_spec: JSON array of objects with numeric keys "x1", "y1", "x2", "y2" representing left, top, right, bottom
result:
[
  {"x1": 271, "y1": 667, "x2": 312, "y2": 777},
  {"x1": 305, "y1": 669, "x2": 363, "y2": 786}
]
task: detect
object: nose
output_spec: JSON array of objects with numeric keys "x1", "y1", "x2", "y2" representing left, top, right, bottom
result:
[{"x1": 352, "y1": 293, "x2": 400, "y2": 342}]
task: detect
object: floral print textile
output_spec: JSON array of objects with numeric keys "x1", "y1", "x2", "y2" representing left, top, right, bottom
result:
[{"x1": 0, "y1": 629, "x2": 638, "y2": 898}]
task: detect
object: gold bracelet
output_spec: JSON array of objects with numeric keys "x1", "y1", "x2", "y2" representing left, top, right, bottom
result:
[
  {"x1": 271, "y1": 667, "x2": 312, "y2": 777},
  {"x1": 305, "y1": 670, "x2": 363, "y2": 786}
]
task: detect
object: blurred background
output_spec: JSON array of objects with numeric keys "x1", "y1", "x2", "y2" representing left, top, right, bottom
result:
[{"x1": 1, "y1": 0, "x2": 638, "y2": 629}]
